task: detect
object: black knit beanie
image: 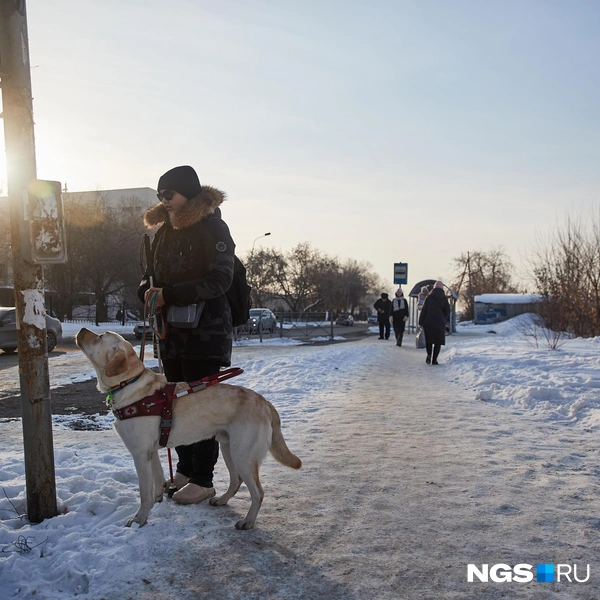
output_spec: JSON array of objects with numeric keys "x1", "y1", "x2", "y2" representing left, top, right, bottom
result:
[{"x1": 157, "y1": 165, "x2": 202, "y2": 200}]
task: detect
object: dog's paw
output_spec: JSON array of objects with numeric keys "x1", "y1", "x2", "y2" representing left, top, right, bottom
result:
[
  {"x1": 235, "y1": 518, "x2": 255, "y2": 530},
  {"x1": 209, "y1": 496, "x2": 229, "y2": 507},
  {"x1": 125, "y1": 515, "x2": 148, "y2": 528},
  {"x1": 155, "y1": 492, "x2": 164, "y2": 504}
]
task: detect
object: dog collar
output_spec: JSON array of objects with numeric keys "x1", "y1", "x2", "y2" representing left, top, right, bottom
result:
[{"x1": 106, "y1": 374, "x2": 142, "y2": 406}]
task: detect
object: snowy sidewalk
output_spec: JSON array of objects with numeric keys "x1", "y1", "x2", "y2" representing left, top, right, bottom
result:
[
  {"x1": 149, "y1": 337, "x2": 600, "y2": 599},
  {"x1": 2, "y1": 335, "x2": 600, "y2": 599},
  {"x1": 241, "y1": 338, "x2": 600, "y2": 600}
]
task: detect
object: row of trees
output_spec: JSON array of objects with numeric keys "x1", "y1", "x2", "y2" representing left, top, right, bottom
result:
[
  {"x1": 1, "y1": 194, "x2": 383, "y2": 321},
  {"x1": 245, "y1": 242, "x2": 382, "y2": 314},
  {"x1": 4, "y1": 191, "x2": 597, "y2": 336}
]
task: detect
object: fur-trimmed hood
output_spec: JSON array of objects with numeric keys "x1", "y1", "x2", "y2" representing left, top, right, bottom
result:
[{"x1": 143, "y1": 185, "x2": 226, "y2": 230}]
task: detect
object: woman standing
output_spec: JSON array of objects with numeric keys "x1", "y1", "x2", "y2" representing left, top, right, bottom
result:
[
  {"x1": 391, "y1": 287, "x2": 409, "y2": 346},
  {"x1": 418, "y1": 280, "x2": 450, "y2": 365},
  {"x1": 137, "y1": 165, "x2": 235, "y2": 505}
]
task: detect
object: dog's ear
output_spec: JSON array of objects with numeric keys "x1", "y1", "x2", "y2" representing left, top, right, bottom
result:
[
  {"x1": 125, "y1": 343, "x2": 142, "y2": 370},
  {"x1": 105, "y1": 347, "x2": 129, "y2": 378}
]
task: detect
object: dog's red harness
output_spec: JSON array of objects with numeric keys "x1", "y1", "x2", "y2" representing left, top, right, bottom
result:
[{"x1": 111, "y1": 367, "x2": 244, "y2": 447}]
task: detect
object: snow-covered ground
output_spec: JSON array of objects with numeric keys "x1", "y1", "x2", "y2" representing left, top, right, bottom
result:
[
  {"x1": 1, "y1": 315, "x2": 600, "y2": 599},
  {"x1": 448, "y1": 315, "x2": 600, "y2": 428}
]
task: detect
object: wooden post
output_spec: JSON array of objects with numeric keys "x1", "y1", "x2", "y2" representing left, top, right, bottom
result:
[{"x1": 0, "y1": 0, "x2": 58, "y2": 522}]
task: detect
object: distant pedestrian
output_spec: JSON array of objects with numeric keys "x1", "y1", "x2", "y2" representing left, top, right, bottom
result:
[
  {"x1": 418, "y1": 280, "x2": 450, "y2": 365},
  {"x1": 374, "y1": 293, "x2": 392, "y2": 339},
  {"x1": 391, "y1": 287, "x2": 409, "y2": 346}
]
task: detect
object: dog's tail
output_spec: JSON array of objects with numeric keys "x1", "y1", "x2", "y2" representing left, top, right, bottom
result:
[{"x1": 267, "y1": 401, "x2": 302, "y2": 470}]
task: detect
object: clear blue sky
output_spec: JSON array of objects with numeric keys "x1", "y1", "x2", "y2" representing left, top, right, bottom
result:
[{"x1": 2, "y1": 0, "x2": 599, "y2": 291}]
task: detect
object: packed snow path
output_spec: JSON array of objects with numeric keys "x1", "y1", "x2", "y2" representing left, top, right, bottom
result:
[
  {"x1": 231, "y1": 339, "x2": 600, "y2": 600},
  {"x1": 1, "y1": 333, "x2": 600, "y2": 599}
]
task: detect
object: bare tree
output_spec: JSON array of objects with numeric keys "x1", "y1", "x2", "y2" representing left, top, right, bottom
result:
[
  {"x1": 313, "y1": 263, "x2": 342, "y2": 314},
  {"x1": 268, "y1": 243, "x2": 323, "y2": 312},
  {"x1": 342, "y1": 259, "x2": 381, "y2": 314},
  {"x1": 516, "y1": 314, "x2": 568, "y2": 350},
  {"x1": 46, "y1": 193, "x2": 146, "y2": 322},
  {"x1": 313, "y1": 258, "x2": 381, "y2": 315},
  {"x1": 246, "y1": 247, "x2": 284, "y2": 308},
  {"x1": 528, "y1": 212, "x2": 600, "y2": 337},
  {"x1": 451, "y1": 248, "x2": 520, "y2": 321}
]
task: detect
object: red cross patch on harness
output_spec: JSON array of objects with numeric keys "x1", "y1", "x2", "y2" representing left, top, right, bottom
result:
[{"x1": 124, "y1": 406, "x2": 138, "y2": 416}]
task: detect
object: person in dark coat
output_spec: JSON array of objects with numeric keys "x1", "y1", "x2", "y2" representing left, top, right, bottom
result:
[
  {"x1": 374, "y1": 292, "x2": 392, "y2": 340},
  {"x1": 391, "y1": 287, "x2": 409, "y2": 346},
  {"x1": 418, "y1": 280, "x2": 450, "y2": 364},
  {"x1": 137, "y1": 165, "x2": 235, "y2": 505}
]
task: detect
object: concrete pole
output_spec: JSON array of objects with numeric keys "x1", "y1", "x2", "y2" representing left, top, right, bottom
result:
[{"x1": 0, "y1": 0, "x2": 58, "y2": 522}]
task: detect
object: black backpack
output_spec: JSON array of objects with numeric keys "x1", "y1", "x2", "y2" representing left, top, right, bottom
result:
[{"x1": 227, "y1": 256, "x2": 252, "y2": 327}]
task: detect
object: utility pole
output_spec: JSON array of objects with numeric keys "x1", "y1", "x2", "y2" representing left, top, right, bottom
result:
[{"x1": 0, "y1": 0, "x2": 58, "y2": 521}]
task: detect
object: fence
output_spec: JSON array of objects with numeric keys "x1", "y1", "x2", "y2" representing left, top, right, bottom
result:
[
  {"x1": 51, "y1": 300, "x2": 142, "y2": 326},
  {"x1": 234, "y1": 311, "x2": 335, "y2": 342},
  {"x1": 61, "y1": 308, "x2": 338, "y2": 342}
]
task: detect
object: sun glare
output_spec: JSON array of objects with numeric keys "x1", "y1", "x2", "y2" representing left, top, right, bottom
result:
[{"x1": 0, "y1": 139, "x2": 67, "y2": 195}]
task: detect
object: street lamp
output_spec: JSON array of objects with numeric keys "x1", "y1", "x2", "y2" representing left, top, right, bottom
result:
[
  {"x1": 249, "y1": 233, "x2": 271, "y2": 290},
  {"x1": 251, "y1": 232, "x2": 271, "y2": 255}
]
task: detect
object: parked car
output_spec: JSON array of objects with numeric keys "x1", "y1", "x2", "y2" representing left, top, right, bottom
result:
[
  {"x1": 133, "y1": 320, "x2": 154, "y2": 340},
  {"x1": 336, "y1": 314, "x2": 354, "y2": 326},
  {"x1": 367, "y1": 314, "x2": 378, "y2": 325},
  {"x1": 0, "y1": 307, "x2": 62, "y2": 353},
  {"x1": 246, "y1": 308, "x2": 278, "y2": 333}
]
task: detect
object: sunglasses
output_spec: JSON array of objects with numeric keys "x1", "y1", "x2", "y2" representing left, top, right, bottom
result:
[{"x1": 157, "y1": 189, "x2": 176, "y2": 202}]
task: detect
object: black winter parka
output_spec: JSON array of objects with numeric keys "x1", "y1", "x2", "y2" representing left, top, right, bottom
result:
[
  {"x1": 374, "y1": 298, "x2": 392, "y2": 322},
  {"x1": 418, "y1": 287, "x2": 450, "y2": 346},
  {"x1": 137, "y1": 186, "x2": 235, "y2": 365}
]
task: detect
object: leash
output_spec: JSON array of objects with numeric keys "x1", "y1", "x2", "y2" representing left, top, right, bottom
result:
[
  {"x1": 141, "y1": 235, "x2": 174, "y2": 483},
  {"x1": 176, "y1": 368, "x2": 245, "y2": 395},
  {"x1": 138, "y1": 290, "x2": 175, "y2": 479},
  {"x1": 139, "y1": 290, "x2": 166, "y2": 363},
  {"x1": 139, "y1": 287, "x2": 172, "y2": 478}
]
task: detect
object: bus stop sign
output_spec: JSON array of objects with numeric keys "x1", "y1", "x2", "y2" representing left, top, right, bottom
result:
[{"x1": 394, "y1": 263, "x2": 408, "y2": 285}]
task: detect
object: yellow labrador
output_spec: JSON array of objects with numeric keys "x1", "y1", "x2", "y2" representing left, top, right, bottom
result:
[{"x1": 76, "y1": 328, "x2": 301, "y2": 529}]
